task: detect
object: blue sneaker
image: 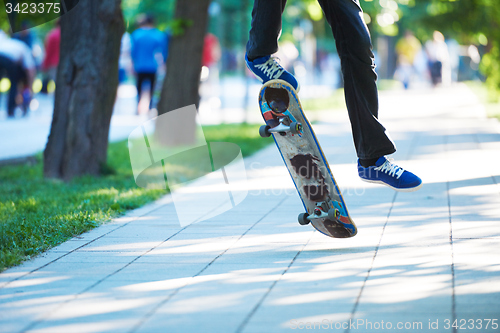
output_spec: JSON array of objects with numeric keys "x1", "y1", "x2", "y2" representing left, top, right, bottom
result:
[
  {"x1": 245, "y1": 54, "x2": 300, "y2": 92},
  {"x1": 358, "y1": 157, "x2": 422, "y2": 192}
]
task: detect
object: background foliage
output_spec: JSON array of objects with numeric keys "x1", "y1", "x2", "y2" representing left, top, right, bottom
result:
[{"x1": 2, "y1": 0, "x2": 497, "y2": 94}]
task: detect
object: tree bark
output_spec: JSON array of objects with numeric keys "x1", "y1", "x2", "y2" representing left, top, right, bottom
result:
[
  {"x1": 155, "y1": 0, "x2": 211, "y2": 146},
  {"x1": 43, "y1": 0, "x2": 124, "y2": 180}
]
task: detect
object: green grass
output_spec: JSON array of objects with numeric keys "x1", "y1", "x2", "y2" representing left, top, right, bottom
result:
[
  {"x1": 301, "y1": 88, "x2": 347, "y2": 112},
  {"x1": 377, "y1": 79, "x2": 405, "y2": 91},
  {"x1": 203, "y1": 123, "x2": 273, "y2": 155},
  {"x1": 0, "y1": 123, "x2": 272, "y2": 272},
  {"x1": 300, "y1": 80, "x2": 402, "y2": 112},
  {"x1": 465, "y1": 81, "x2": 500, "y2": 121}
]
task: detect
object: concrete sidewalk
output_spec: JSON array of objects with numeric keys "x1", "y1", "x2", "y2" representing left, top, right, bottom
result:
[{"x1": 1, "y1": 83, "x2": 500, "y2": 333}]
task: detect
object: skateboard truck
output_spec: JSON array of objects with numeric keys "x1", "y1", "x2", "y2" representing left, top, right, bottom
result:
[
  {"x1": 298, "y1": 202, "x2": 340, "y2": 225},
  {"x1": 259, "y1": 120, "x2": 302, "y2": 138},
  {"x1": 258, "y1": 80, "x2": 357, "y2": 238}
]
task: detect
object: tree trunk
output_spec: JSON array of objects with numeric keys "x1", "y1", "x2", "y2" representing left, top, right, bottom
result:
[
  {"x1": 155, "y1": 0, "x2": 211, "y2": 146},
  {"x1": 43, "y1": 0, "x2": 124, "y2": 180}
]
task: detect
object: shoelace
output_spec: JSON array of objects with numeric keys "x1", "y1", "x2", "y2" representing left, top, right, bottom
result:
[
  {"x1": 255, "y1": 57, "x2": 285, "y2": 79},
  {"x1": 374, "y1": 159, "x2": 404, "y2": 179}
]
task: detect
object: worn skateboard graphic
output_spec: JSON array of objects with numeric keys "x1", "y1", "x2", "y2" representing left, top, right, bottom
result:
[{"x1": 258, "y1": 79, "x2": 357, "y2": 238}]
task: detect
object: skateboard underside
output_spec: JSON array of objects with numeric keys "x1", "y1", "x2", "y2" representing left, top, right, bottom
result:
[{"x1": 258, "y1": 80, "x2": 357, "y2": 238}]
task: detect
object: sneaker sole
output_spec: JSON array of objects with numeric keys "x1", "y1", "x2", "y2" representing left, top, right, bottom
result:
[
  {"x1": 360, "y1": 179, "x2": 423, "y2": 192},
  {"x1": 247, "y1": 66, "x2": 301, "y2": 93},
  {"x1": 265, "y1": 78, "x2": 301, "y2": 93}
]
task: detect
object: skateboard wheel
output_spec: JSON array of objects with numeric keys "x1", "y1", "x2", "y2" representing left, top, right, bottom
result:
[
  {"x1": 328, "y1": 208, "x2": 339, "y2": 220},
  {"x1": 298, "y1": 213, "x2": 310, "y2": 225},
  {"x1": 259, "y1": 125, "x2": 271, "y2": 138},
  {"x1": 289, "y1": 122, "x2": 301, "y2": 134}
]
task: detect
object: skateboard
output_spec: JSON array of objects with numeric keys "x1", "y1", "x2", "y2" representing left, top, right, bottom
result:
[{"x1": 258, "y1": 79, "x2": 357, "y2": 238}]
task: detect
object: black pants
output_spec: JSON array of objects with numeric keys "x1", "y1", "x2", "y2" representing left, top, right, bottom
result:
[
  {"x1": 0, "y1": 55, "x2": 24, "y2": 117},
  {"x1": 246, "y1": 0, "x2": 396, "y2": 159},
  {"x1": 136, "y1": 72, "x2": 157, "y2": 109}
]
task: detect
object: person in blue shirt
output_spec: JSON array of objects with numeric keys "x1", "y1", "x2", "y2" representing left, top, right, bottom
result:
[{"x1": 131, "y1": 15, "x2": 166, "y2": 112}]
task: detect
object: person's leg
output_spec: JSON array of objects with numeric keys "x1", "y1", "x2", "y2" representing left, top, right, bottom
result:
[
  {"x1": 245, "y1": 0, "x2": 300, "y2": 90},
  {"x1": 246, "y1": 0, "x2": 287, "y2": 60},
  {"x1": 0, "y1": 57, "x2": 5, "y2": 111},
  {"x1": 7, "y1": 64, "x2": 22, "y2": 118},
  {"x1": 147, "y1": 72, "x2": 156, "y2": 109},
  {"x1": 0, "y1": 55, "x2": 18, "y2": 117},
  {"x1": 318, "y1": 0, "x2": 421, "y2": 191},
  {"x1": 18, "y1": 67, "x2": 29, "y2": 116},
  {"x1": 136, "y1": 72, "x2": 145, "y2": 103},
  {"x1": 317, "y1": 0, "x2": 395, "y2": 161}
]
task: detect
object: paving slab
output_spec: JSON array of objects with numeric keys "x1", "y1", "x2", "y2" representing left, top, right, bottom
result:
[{"x1": 1, "y1": 83, "x2": 500, "y2": 333}]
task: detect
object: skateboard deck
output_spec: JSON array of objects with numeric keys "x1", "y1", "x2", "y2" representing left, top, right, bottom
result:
[{"x1": 258, "y1": 79, "x2": 357, "y2": 238}]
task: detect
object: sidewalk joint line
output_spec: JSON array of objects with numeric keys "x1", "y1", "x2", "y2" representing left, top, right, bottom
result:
[
  {"x1": 236, "y1": 230, "x2": 315, "y2": 333},
  {"x1": 1, "y1": 209, "x2": 156, "y2": 291},
  {"x1": 2, "y1": 195, "x2": 178, "y2": 290},
  {"x1": 17, "y1": 200, "x2": 191, "y2": 332},
  {"x1": 129, "y1": 195, "x2": 290, "y2": 333},
  {"x1": 447, "y1": 181, "x2": 457, "y2": 333},
  {"x1": 445, "y1": 132, "x2": 457, "y2": 333},
  {"x1": 345, "y1": 191, "x2": 397, "y2": 333}
]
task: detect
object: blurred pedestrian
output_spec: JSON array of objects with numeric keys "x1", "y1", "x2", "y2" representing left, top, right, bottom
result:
[
  {"x1": 0, "y1": 31, "x2": 36, "y2": 118},
  {"x1": 131, "y1": 14, "x2": 166, "y2": 113},
  {"x1": 41, "y1": 20, "x2": 61, "y2": 93},
  {"x1": 395, "y1": 30, "x2": 422, "y2": 89},
  {"x1": 244, "y1": 0, "x2": 422, "y2": 192},
  {"x1": 446, "y1": 38, "x2": 460, "y2": 83},
  {"x1": 202, "y1": 33, "x2": 221, "y2": 78},
  {"x1": 119, "y1": 32, "x2": 132, "y2": 84},
  {"x1": 425, "y1": 31, "x2": 451, "y2": 86}
]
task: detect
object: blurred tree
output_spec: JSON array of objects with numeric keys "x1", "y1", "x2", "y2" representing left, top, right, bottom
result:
[
  {"x1": 155, "y1": 0, "x2": 211, "y2": 145},
  {"x1": 122, "y1": 0, "x2": 175, "y2": 31},
  {"x1": 0, "y1": 2, "x2": 11, "y2": 31},
  {"x1": 44, "y1": 0, "x2": 125, "y2": 180},
  {"x1": 120, "y1": 0, "x2": 500, "y2": 93},
  {"x1": 395, "y1": 0, "x2": 500, "y2": 95},
  {"x1": 424, "y1": 0, "x2": 499, "y2": 96},
  {"x1": 356, "y1": 0, "x2": 500, "y2": 94}
]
